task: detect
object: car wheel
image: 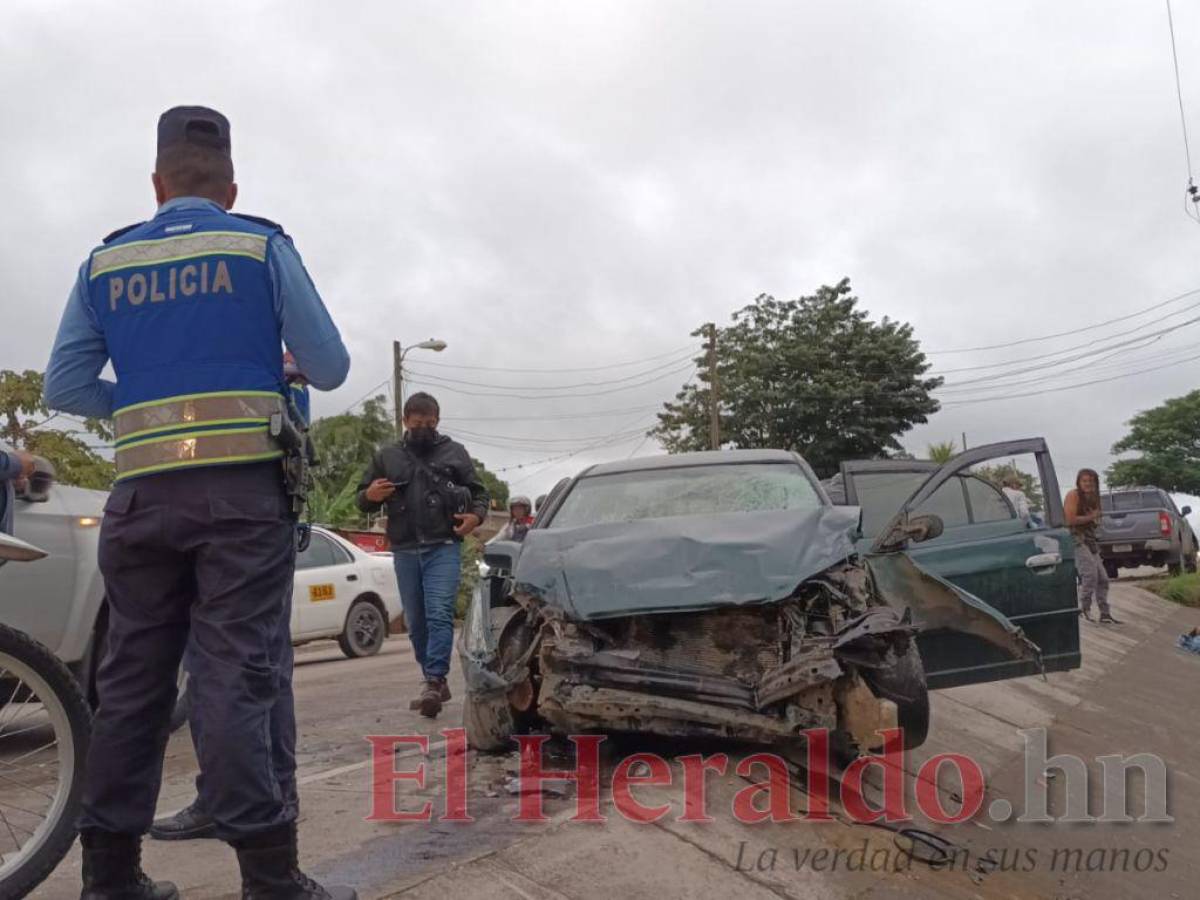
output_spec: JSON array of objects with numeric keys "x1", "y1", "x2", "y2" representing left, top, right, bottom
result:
[
  {"x1": 463, "y1": 690, "x2": 518, "y2": 752},
  {"x1": 463, "y1": 608, "x2": 537, "y2": 753},
  {"x1": 860, "y1": 639, "x2": 930, "y2": 751},
  {"x1": 1169, "y1": 557, "x2": 1184, "y2": 577},
  {"x1": 338, "y1": 600, "x2": 386, "y2": 658},
  {"x1": 1186, "y1": 553, "x2": 1198, "y2": 575},
  {"x1": 1103, "y1": 560, "x2": 1119, "y2": 581}
]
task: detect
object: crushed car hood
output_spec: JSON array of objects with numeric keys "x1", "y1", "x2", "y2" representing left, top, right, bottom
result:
[
  {"x1": 511, "y1": 506, "x2": 862, "y2": 620},
  {"x1": 509, "y1": 505, "x2": 1038, "y2": 669}
]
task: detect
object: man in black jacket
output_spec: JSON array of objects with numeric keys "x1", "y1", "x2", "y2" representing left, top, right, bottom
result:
[{"x1": 357, "y1": 393, "x2": 489, "y2": 717}]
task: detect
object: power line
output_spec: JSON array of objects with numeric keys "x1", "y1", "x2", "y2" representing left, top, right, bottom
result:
[
  {"x1": 496, "y1": 427, "x2": 654, "y2": 478},
  {"x1": 935, "y1": 315, "x2": 1200, "y2": 389},
  {"x1": 928, "y1": 289, "x2": 1200, "y2": 373},
  {"x1": 935, "y1": 334, "x2": 1189, "y2": 395},
  {"x1": 333, "y1": 378, "x2": 391, "y2": 417},
  {"x1": 940, "y1": 348, "x2": 1200, "y2": 406},
  {"x1": 407, "y1": 362, "x2": 698, "y2": 401},
  {"x1": 441, "y1": 404, "x2": 662, "y2": 423},
  {"x1": 405, "y1": 347, "x2": 699, "y2": 391},
  {"x1": 413, "y1": 343, "x2": 702, "y2": 374},
  {"x1": 1168, "y1": 0, "x2": 1198, "y2": 193},
  {"x1": 925, "y1": 286, "x2": 1200, "y2": 355}
]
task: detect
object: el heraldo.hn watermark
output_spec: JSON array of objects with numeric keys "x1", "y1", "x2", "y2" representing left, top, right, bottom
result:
[{"x1": 362, "y1": 725, "x2": 1174, "y2": 840}]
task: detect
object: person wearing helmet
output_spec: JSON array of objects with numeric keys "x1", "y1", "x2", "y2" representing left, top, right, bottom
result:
[{"x1": 498, "y1": 496, "x2": 535, "y2": 542}]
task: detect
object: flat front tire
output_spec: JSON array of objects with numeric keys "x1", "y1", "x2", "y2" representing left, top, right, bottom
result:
[{"x1": 861, "y1": 641, "x2": 930, "y2": 751}]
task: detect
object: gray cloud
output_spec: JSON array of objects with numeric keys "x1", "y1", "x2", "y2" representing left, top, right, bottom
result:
[{"x1": 5, "y1": 0, "x2": 1200, "y2": 499}]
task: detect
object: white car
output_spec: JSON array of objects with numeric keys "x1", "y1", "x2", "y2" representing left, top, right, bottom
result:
[
  {"x1": 0, "y1": 482, "x2": 402, "y2": 724},
  {"x1": 291, "y1": 527, "x2": 402, "y2": 657}
]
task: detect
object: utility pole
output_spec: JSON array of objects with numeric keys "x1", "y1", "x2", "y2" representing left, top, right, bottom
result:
[
  {"x1": 393, "y1": 339, "x2": 404, "y2": 437},
  {"x1": 705, "y1": 323, "x2": 720, "y2": 451}
]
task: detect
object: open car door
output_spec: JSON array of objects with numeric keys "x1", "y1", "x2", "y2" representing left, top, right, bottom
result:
[{"x1": 840, "y1": 439, "x2": 1081, "y2": 689}]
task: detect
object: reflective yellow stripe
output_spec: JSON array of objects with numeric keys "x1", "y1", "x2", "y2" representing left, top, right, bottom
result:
[
  {"x1": 117, "y1": 424, "x2": 270, "y2": 452},
  {"x1": 113, "y1": 392, "x2": 283, "y2": 440},
  {"x1": 117, "y1": 417, "x2": 272, "y2": 445},
  {"x1": 114, "y1": 428, "x2": 282, "y2": 479},
  {"x1": 91, "y1": 231, "x2": 268, "y2": 280},
  {"x1": 116, "y1": 451, "x2": 284, "y2": 482}
]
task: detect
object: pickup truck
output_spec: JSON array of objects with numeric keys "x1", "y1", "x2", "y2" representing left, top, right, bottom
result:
[
  {"x1": 0, "y1": 473, "x2": 403, "y2": 728},
  {"x1": 1098, "y1": 486, "x2": 1198, "y2": 578}
]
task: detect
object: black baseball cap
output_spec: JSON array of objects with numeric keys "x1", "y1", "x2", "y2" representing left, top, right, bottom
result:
[{"x1": 157, "y1": 106, "x2": 231, "y2": 155}]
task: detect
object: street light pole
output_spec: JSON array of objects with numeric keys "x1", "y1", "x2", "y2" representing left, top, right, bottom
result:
[
  {"x1": 393, "y1": 340, "x2": 404, "y2": 437},
  {"x1": 705, "y1": 323, "x2": 720, "y2": 451},
  {"x1": 393, "y1": 338, "x2": 449, "y2": 436}
]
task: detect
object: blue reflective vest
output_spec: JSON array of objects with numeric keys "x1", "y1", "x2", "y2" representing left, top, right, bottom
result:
[{"x1": 87, "y1": 205, "x2": 288, "y2": 479}]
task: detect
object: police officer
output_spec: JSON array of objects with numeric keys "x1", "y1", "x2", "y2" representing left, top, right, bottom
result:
[{"x1": 45, "y1": 106, "x2": 354, "y2": 900}]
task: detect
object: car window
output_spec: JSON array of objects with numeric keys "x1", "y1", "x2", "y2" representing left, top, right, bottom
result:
[
  {"x1": 1108, "y1": 491, "x2": 1167, "y2": 511},
  {"x1": 548, "y1": 462, "x2": 823, "y2": 529},
  {"x1": 296, "y1": 534, "x2": 338, "y2": 570},
  {"x1": 964, "y1": 476, "x2": 1015, "y2": 523},
  {"x1": 850, "y1": 471, "x2": 970, "y2": 536},
  {"x1": 326, "y1": 536, "x2": 353, "y2": 565}
]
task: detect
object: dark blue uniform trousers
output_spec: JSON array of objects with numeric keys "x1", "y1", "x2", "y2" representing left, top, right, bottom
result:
[{"x1": 80, "y1": 463, "x2": 297, "y2": 841}]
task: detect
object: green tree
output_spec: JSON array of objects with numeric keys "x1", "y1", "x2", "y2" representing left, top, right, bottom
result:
[
  {"x1": 0, "y1": 369, "x2": 115, "y2": 489},
  {"x1": 1107, "y1": 390, "x2": 1200, "y2": 492},
  {"x1": 974, "y1": 462, "x2": 1044, "y2": 513},
  {"x1": 474, "y1": 458, "x2": 509, "y2": 510},
  {"x1": 309, "y1": 395, "x2": 395, "y2": 502},
  {"x1": 652, "y1": 280, "x2": 942, "y2": 478},
  {"x1": 927, "y1": 441, "x2": 957, "y2": 464}
]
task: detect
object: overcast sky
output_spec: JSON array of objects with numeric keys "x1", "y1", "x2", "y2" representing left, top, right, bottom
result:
[{"x1": 5, "y1": 0, "x2": 1200, "y2": 504}]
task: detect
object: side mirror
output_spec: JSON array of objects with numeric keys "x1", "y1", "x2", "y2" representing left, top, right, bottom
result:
[
  {"x1": 0, "y1": 532, "x2": 48, "y2": 562},
  {"x1": 876, "y1": 513, "x2": 945, "y2": 551},
  {"x1": 15, "y1": 456, "x2": 55, "y2": 503},
  {"x1": 483, "y1": 539, "x2": 522, "y2": 573},
  {"x1": 908, "y1": 513, "x2": 944, "y2": 543},
  {"x1": 1183, "y1": 506, "x2": 1193, "y2": 517}
]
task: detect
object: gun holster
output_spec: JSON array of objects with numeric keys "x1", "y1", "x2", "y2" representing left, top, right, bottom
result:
[{"x1": 270, "y1": 395, "x2": 318, "y2": 519}]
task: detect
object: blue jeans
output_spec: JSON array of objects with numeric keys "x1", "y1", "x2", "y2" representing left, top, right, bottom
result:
[{"x1": 393, "y1": 541, "x2": 461, "y2": 680}]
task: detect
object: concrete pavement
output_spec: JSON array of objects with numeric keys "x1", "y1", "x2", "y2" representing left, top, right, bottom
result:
[{"x1": 37, "y1": 582, "x2": 1200, "y2": 898}]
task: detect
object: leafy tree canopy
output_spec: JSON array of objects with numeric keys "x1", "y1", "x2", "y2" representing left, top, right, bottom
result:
[
  {"x1": 652, "y1": 280, "x2": 942, "y2": 478},
  {"x1": 927, "y1": 441, "x2": 958, "y2": 464},
  {"x1": 974, "y1": 462, "x2": 1045, "y2": 513},
  {"x1": 0, "y1": 369, "x2": 114, "y2": 489},
  {"x1": 1107, "y1": 390, "x2": 1200, "y2": 493}
]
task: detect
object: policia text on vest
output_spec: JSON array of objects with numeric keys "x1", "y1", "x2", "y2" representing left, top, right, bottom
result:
[
  {"x1": 93, "y1": 229, "x2": 265, "y2": 311},
  {"x1": 106, "y1": 259, "x2": 233, "y2": 309}
]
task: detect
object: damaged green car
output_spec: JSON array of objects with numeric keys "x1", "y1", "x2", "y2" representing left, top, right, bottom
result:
[{"x1": 459, "y1": 441, "x2": 1080, "y2": 755}]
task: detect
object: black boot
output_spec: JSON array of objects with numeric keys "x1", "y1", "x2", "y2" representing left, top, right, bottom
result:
[
  {"x1": 149, "y1": 800, "x2": 218, "y2": 841},
  {"x1": 234, "y1": 824, "x2": 357, "y2": 900},
  {"x1": 80, "y1": 829, "x2": 179, "y2": 900}
]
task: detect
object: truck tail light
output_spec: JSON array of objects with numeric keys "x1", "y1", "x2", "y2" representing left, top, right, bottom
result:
[{"x1": 1160, "y1": 511, "x2": 1172, "y2": 536}]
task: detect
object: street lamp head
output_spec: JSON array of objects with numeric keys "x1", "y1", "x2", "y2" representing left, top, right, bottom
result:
[{"x1": 416, "y1": 339, "x2": 447, "y2": 352}]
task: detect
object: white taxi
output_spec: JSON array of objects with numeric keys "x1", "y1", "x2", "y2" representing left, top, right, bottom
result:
[{"x1": 292, "y1": 527, "x2": 402, "y2": 657}]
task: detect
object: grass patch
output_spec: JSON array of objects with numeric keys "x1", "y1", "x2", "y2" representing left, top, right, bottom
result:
[{"x1": 1146, "y1": 573, "x2": 1200, "y2": 608}]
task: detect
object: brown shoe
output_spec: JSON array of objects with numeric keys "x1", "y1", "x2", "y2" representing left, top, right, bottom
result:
[
  {"x1": 409, "y1": 685, "x2": 424, "y2": 711},
  {"x1": 408, "y1": 678, "x2": 451, "y2": 710},
  {"x1": 419, "y1": 679, "x2": 445, "y2": 718}
]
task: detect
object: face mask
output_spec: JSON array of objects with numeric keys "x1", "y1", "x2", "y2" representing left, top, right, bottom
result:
[{"x1": 408, "y1": 426, "x2": 438, "y2": 449}]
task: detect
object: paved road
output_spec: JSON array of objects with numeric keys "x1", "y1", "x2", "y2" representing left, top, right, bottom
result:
[{"x1": 38, "y1": 583, "x2": 1200, "y2": 898}]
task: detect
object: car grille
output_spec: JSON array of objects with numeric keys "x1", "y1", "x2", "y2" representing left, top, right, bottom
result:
[{"x1": 595, "y1": 608, "x2": 783, "y2": 683}]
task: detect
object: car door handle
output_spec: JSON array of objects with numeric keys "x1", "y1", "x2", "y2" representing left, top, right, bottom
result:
[
  {"x1": 1026, "y1": 553, "x2": 1062, "y2": 569},
  {"x1": 346, "y1": 574, "x2": 358, "y2": 581}
]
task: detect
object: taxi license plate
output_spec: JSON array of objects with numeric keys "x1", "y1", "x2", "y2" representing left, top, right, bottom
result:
[
  {"x1": 309, "y1": 584, "x2": 336, "y2": 602},
  {"x1": 1112, "y1": 544, "x2": 1132, "y2": 553}
]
